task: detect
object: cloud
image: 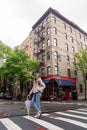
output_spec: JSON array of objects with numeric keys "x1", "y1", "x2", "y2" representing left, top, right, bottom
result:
[{"x1": 0, "y1": 0, "x2": 87, "y2": 47}]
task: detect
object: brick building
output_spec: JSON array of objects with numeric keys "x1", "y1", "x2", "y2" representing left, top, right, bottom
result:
[{"x1": 19, "y1": 8, "x2": 87, "y2": 100}]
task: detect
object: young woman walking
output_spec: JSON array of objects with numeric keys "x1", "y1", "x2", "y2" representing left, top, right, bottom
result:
[{"x1": 28, "y1": 73, "x2": 46, "y2": 118}]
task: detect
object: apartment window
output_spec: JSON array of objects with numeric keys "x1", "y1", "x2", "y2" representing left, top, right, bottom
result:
[
  {"x1": 74, "y1": 70, "x2": 77, "y2": 76},
  {"x1": 53, "y1": 16, "x2": 56, "y2": 23},
  {"x1": 47, "y1": 66, "x2": 51, "y2": 75},
  {"x1": 54, "y1": 38, "x2": 57, "y2": 46},
  {"x1": 46, "y1": 17, "x2": 50, "y2": 23},
  {"x1": 80, "y1": 42, "x2": 82, "y2": 46},
  {"x1": 70, "y1": 36, "x2": 73, "y2": 43},
  {"x1": 70, "y1": 27, "x2": 72, "y2": 33},
  {"x1": 67, "y1": 69, "x2": 71, "y2": 77},
  {"x1": 73, "y1": 58, "x2": 76, "y2": 62},
  {"x1": 80, "y1": 84, "x2": 83, "y2": 93},
  {"x1": 64, "y1": 33, "x2": 67, "y2": 40},
  {"x1": 41, "y1": 68, "x2": 45, "y2": 75},
  {"x1": 47, "y1": 39, "x2": 50, "y2": 46},
  {"x1": 47, "y1": 52, "x2": 50, "y2": 60},
  {"x1": 72, "y1": 46, "x2": 75, "y2": 52},
  {"x1": 53, "y1": 27, "x2": 57, "y2": 34},
  {"x1": 66, "y1": 55, "x2": 70, "y2": 63},
  {"x1": 42, "y1": 42, "x2": 45, "y2": 49},
  {"x1": 65, "y1": 43, "x2": 69, "y2": 51},
  {"x1": 34, "y1": 48, "x2": 37, "y2": 53},
  {"x1": 54, "y1": 51, "x2": 58, "y2": 59},
  {"x1": 42, "y1": 32, "x2": 45, "y2": 37},
  {"x1": 47, "y1": 27, "x2": 50, "y2": 35},
  {"x1": 79, "y1": 33, "x2": 81, "y2": 39},
  {"x1": 54, "y1": 65, "x2": 58, "y2": 75},
  {"x1": 64, "y1": 23, "x2": 66, "y2": 29}
]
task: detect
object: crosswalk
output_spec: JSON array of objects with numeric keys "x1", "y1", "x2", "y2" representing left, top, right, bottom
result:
[{"x1": 0, "y1": 108, "x2": 87, "y2": 130}]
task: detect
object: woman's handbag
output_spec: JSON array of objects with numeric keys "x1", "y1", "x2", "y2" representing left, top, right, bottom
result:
[{"x1": 25, "y1": 96, "x2": 31, "y2": 115}]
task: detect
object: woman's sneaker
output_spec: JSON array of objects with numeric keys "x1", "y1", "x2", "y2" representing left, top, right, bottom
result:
[{"x1": 34, "y1": 111, "x2": 41, "y2": 118}]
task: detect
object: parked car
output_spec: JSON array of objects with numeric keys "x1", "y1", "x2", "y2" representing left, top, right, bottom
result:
[
  {"x1": 0, "y1": 92, "x2": 5, "y2": 99},
  {"x1": 4, "y1": 93, "x2": 12, "y2": 100},
  {"x1": 0, "y1": 92, "x2": 12, "y2": 100}
]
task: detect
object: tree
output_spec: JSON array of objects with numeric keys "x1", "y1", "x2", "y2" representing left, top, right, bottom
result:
[
  {"x1": 0, "y1": 40, "x2": 12, "y2": 67},
  {"x1": 0, "y1": 48, "x2": 40, "y2": 97},
  {"x1": 73, "y1": 47, "x2": 87, "y2": 100},
  {"x1": 0, "y1": 41, "x2": 12, "y2": 91}
]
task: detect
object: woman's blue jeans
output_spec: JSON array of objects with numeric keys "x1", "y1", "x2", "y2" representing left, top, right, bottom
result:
[{"x1": 31, "y1": 92, "x2": 41, "y2": 112}]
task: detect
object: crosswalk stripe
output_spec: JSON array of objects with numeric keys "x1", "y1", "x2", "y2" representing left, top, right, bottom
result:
[
  {"x1": 0, "y1": 118, "x2": 22, "y2": 130},
  {"x1": 23, "y1": 115, "x2": 64, "y2": 130},
  {"x1": 78, "y1": 108, "x2": 87, "y2": 111},
  {"x1": 67, "y1": 110, "x2": 87, "y2": 115},
  {"x1": 55, "y1": 112, "x2": 87, "y2": 120},
  {"x1": 50, "y1": 117, "x2": 87, "y2": 129}
]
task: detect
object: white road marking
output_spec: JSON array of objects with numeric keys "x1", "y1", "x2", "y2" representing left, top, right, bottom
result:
[
  {"x1": 67, "y1": 110, "x2": 87, "y2": 115},
  {"x1": 78, "y1": 108, "x2": 87, "y2": 111},
  {"x1": 50, "y1": 117, "x2": 87, "y2": 129},
  {"x1": 55, "y1": 112, "x2": 87, "y2": 120},
  {"x1": 23, "y1": 115, "x2": 64, "y2": 130},
  {"x1": 0, "y1": 118, "x2": 22, "y2": 130}
]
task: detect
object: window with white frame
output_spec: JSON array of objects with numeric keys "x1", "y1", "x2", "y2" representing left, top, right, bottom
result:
[
  {"x1": 47, "y1": 39, "x2": 50, "y2": 46},
  {"x1": 53, "y1": 16, "x2": 56, "y2": 23},
  {"x1": 72, "y1": 46, "x2": 75, "y2": 52},
  {"x1": 47, "y1": 27, "x2": 50, "y2": 35},
  {"x1": 66, "y1": 55, "x2": 70, "y2": 63},
  {"x1": 70, "y1": 36, "x2": 73, "y2": 43},
  {"x1": 79, "y1": 33, "x2": 81, "y2": 39},
  {"x1": 70, "y1": 27, "x2": 72, "y2": 33},
  {"x1": 47, "y1": 52, "x2": 50, "y2": 60},
  {"x1": 47, "y1": 66, "x2": 51, "y2": 75},
  {"x1": 54, "y1": 51, "x2": 58, "y2": 59},
  {"x1": 46, "y1": 17, "x2": 50, "y2": 23},
  {"x1": 53, "y1": 27, "x2": 57, "y2": 34},
  {"x1": 67, "y1": 69, "x2": 71, "y2": 77},
  {"x1": 54, "y1": 38, "x2": 57, "y2": 46},
  {"x1": 64, "y1": 23, "x2": 66, "y2": 29},
  {"x1": 54, "y1": 65, "x2": 58, "y2": 75},
  {"x1": 64, "y1": 33, "x2": 67, "y2": 40},
  {"x1": 80, "y1": 42, "x2": 82, "y2": 46},
  {"x1": 65, "y1": 43, "x2": 69, "y2": 51}
]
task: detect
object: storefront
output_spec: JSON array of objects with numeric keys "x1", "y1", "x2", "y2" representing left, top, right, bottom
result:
[{"x1": 42, "y1": 75, "x2": 78, "y2": 101}]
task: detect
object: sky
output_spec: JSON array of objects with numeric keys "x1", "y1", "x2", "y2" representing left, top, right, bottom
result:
[{"x1": 0, "y1": 0, "x2": 87, "y2": 48}]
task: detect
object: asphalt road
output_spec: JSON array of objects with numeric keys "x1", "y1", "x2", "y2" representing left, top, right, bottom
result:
[{"x1": 0, "y1": 99, "x2": 87, "y2": 130}]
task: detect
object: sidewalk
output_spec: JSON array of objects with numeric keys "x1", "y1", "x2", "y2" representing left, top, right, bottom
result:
[{"x1": 0, "y1": 100, "x2": 87, "y2": 118}]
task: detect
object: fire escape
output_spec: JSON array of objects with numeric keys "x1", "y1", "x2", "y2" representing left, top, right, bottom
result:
[{"x1": 33, "y1": 24, "x2": 46, "y2": 77}]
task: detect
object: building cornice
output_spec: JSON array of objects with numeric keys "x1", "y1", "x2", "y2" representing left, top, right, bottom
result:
[{"x1": 32, "y1": 7, "x2": 87, "y2": 36}]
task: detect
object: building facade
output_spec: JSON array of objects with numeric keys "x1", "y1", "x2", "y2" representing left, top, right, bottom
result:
[{"x1": 19, "y1": 8, "x2": 87, "y2": 100}]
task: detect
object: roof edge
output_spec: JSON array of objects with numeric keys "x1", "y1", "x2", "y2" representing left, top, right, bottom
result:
[{"x1": 32, "y1": 7, "x2": 87, "y2": 36}]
